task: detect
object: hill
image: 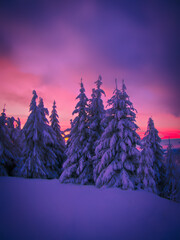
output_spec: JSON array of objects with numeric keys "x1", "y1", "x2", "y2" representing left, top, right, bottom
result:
[{"x1": 0, "y1": 177, "x2": 180, "y2": 240}]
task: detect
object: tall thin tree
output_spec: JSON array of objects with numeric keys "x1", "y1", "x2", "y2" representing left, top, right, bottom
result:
[
  {"x1": 0, "y1": 106, "x2": 17, "y2": 175},
  {"x1": 50, "y1": 100, "x2": 66, "y2": 173},
  {"x1": 142, "y1": 117, "x2": 165, "y2": 192},
  {"x1": 60, "y1": 79, "x2": 92, "y2": 184},
  {"x1": 14, "y1": 91, "x2": 49, "y2": 178},
  {"x1": 88, "y1": 75, "x2": 106, "y2": 169},
  {"x1": 163, "y1": 139, "x2": 178, "y2": 201},
  {"x1": 50, "y1": 100, "x2": 65, "y2": 153},
  {"x1": 137, "y1": 142, "x2": 157, "y2": 193},
  {"x1": 37, "y1": 97, "x2": 62, "y2": 178}
]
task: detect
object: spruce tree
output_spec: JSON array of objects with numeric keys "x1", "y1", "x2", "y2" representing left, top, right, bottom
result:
[
  {"x1": 137, "y1": 142, "x2": 157, "y2": 193},
  {"x1": 38, "y1": 97, "x2": 49, "y2": 124},
  {"x1": 16, "y1": 117, "x2": 21, "y2": 130},
  {"x1": 163, "y1": 139, "x2": 178, "y2": 201},
  {"x1": 142, "y1": 117, "x2": 165, "y2": 192},
  {"x1": 14, "y1": 90, "x2": 49, "y2": 178},
  {"x1": 14, "y1": 117, "x2": 24, "y2": 151},
  {"x1": 50, "y1": 100, "x2": 65, "y2": 153},
  {"x1": 60, "y1": 79, "x2": 92, "y2": 184},
  {"x1": 7, "y1": 116, "x2": 15, "y2": 135},
  {"x1": 94, "y1": 80, "x2": 140, "y2": 189},
  {"x1": 0, "y1": 106, "x2": 16, "y2": 175},
  {"x1": 6, "y1": 116, "x2": 15, "y2": 147},
  {"x1": 88, "y1": 75, "x2": 106, "y2": 168},
  {"x1": 14, "y1": 117, "x2": 22, "y2": 141},
  {"x1": 64, "y1": 119, "x2": 73, "y2": 149},
  {"x1": 49, "y1": 100, "x2": 66, "y2": 174},
  {"x1": 7, "y1": 116, "x2": 22, "y2": 156},
  {"x1": 38, "y1": 97, "x2": 64, "y2": 178}
]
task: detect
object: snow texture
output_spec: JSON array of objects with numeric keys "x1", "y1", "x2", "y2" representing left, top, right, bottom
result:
[{"x1": 0, "y1": 177, "x2": 180, "y2": 240}]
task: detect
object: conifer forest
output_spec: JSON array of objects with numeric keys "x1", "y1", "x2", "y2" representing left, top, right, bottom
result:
[{"x1": 0, "y1": 76, "x2": 179, "y2": 202}]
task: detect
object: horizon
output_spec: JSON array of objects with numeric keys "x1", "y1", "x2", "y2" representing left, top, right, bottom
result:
[
  {"x1": 0, "y1": 0, "x2": 179, "y2": 140},
  {"x1": 1, "y1": 83, "x2": 180, "y2": 141}
]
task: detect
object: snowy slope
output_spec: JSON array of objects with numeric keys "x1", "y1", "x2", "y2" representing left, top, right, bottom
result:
[{"x1": 0, "y1": 177, "x2": 180, "y2": 240}]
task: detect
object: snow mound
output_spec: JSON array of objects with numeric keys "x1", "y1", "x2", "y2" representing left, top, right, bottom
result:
[{"x1": 0, "y1": 177, "x2": 180, "y2": 240}]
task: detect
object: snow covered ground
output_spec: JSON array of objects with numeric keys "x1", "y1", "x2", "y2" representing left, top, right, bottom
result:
[{"x1": 0, "y1": 177, "x2": 180, "y2": 240}]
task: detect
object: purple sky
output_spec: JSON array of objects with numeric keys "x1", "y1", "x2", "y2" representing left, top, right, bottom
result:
[{"x1": 0, "y1": 0, "x2": 180, "y2": 138}]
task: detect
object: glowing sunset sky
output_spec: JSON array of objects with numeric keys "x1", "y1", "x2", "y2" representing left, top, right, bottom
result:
[{"x1": 0, "y1": 0, "x2": 179, "y2": 139}]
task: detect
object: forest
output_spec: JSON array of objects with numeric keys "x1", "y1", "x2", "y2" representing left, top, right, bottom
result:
[{"x1": 0, "y1": 76, "x2": 179, "y2": 202}]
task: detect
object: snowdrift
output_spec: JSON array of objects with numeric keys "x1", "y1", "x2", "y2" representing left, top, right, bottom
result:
[{"x1": 0, "y1": 177, "x2": 180, "y2": 240}]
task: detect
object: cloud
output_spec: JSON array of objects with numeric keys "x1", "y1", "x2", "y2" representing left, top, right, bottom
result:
[
  {"x1": 0, "y1": 57, "x2": 79, "y2": 129},
  {"x1": 0, "y1": 34, "x2": 12, "y2": 57},
  {"x1": 0, "y1": 0, "x2": 179, "y2": 129},
  {"x1": 0, "y1": 58, "x2": 41, "y2": 107}
]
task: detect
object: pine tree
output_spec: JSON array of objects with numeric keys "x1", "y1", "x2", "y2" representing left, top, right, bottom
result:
[
  {"x1": 49, "y1": 100, "x2": 66, "y2": 174},
  {"x1": 38, "y1": 97, "x2": 62, "y2": 178},
  {"x1": 16, "y1": 117, "x2": 21, "y2": 130},
  {"x1": 14, "y1": 117, "x2": 24, "y2": 151},
  {"x1": 7, "y1": 116, "x2": 15, "y2": 134},
  {"x1": 60, "y1": 79, "x2": 92, "y2": 184},
  {"x1": 7, "y1": 116, "x2": 22, "y2": 156},
  {"x1": 38, "y1": 97, "x2": 49, "y2": 124},
  {"x1": 14, "y1": 90, "x2": 50, "y2": 178},
  {"x1": 0, "y1": 106, "x2": 16, "y2": 175},
  {"x1": 50, "y1": 100, "x2": 65, "y2": 153},
  {"x1": 88, "y1": 75, "x2": 106, "y2": 168},
  {"x1": 94, "y1": 80, "x2": 140, "y2": 189},
  {"x1": 14, "y1": 117, "x2": 22, "y2": 141},
  {"x1": 163, "y1": 139, "x2": 178, "y2": 201},
  {"x1": 64, "y1": 119, "x2": 73, "y2": 149},
  {"x1": 142, "y1": 117, "x2": 165, "y2": 192},
  {"x1": 137, "y1": 142, "x2": 157, "y2": 193}
]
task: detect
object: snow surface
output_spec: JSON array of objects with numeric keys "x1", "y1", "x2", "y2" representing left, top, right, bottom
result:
[{"x1": 0, "y1": 177, "x2": 180, "y2": 240}]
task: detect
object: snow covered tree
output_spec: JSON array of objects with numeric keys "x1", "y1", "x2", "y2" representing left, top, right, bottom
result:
[
  {"x1": 14, "y1": 117, "x2": 22, "y2": 139},
  {"x1": 49, "y1": 100, "x2": 66, "y2": 173},
  {"x1": 50, "y1": 100, "x2": 65, "y2": 153},
  {"x1": 7, "y1": 116, "x2": 15, "y2": 131},
  {"x1": 142, "y1": 118, "x2": 165, "y2": 192},
  {"x1": 37, "y1": 97, "x2": 63, "y2": 178},
  {"x1": 14, "y1": 91, "x2": 50, "y2": 178},
  {"x1": 16, "y1": 117, "x2": 21, "y2": 130},
  {"x1": 38, "y1": 97, "x2": 49, "y2": 124},
  {"x1": 0, "y1": 106, "x2": 16, "y2": 175},
  {"x1": 163, "y1": 139, "x2": 178, "y2": 201},
  {"x1": 14, "y1": 117, "x2": 24, "y2": 151},
  {"x1": 64, "y1": 119, "x2": 73, "y2": 149},
  {"x1": 137, "y1": 142, "x2": 157, "y2": 193},
  {"x1": 88, "y1": 75, "x2": 106, "y2": 168},
  {"x1": 7, "y1": 116, "x2": 23, "y2": 155},
  {"x1": 60, "y1": 79, "x2": 93, "y2": 184},
  {"x1": 6, "y1": 116, "x2": 16, "y2": 145},
  {"x1": 94, "y1": 79, "x2": 140, "y2": 189}
]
